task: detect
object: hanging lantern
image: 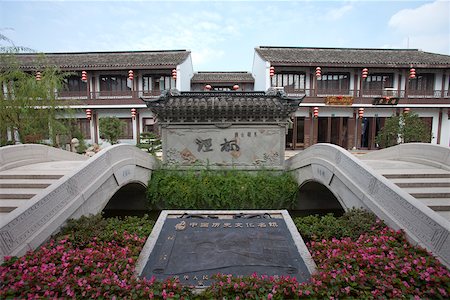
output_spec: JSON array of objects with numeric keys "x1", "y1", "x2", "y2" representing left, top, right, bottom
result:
[
  {"x1": 403, "y1": 107, "x2": 410, "y2": 114},
  {"x1": 233, "y1": 84, "x2": 239, "y2": 90},
  {"x1": 358, "y1": 108, "x2": 365, "y2": 119},
  {"x1": 81, "y1": 70, "x2": 87, "y2": 82},
  {"x1": 315, "y1": 67, "x2": 321, "y2": 78},
  {"x1": 128, "y1": 70, "x2": 134, "y2": 81},
  {"x1": 131, "y1": 108, "x2": 137, "y2": 119},
  {"x1": 172, "y1": 69, "x2": 177, "y2": 80},
  {"x1": 205, "y1": 84, "x2": 212, "y2": 91},
  {"x1": 269, "y1": 66, "x2": 275, "y2": 77},
  {"x1": 362, "y1": 68, "x2": 368, "y2": 79},
  {"x1": 409, "y1": 68, "x2": 416, "y2": 79},
  {"x1": 313, "y1": 107, "x2": 319, "y2": 118},
  {"x1": 35, "y1": 71, "x2": 41, "y2": 81},
  {"x1": 85, "y1": 109, "x2": 92, "y2": 120}
]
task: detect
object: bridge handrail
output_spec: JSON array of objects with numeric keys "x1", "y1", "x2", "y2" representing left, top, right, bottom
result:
[
  {"x1": 360, "y1": 143, "x2": 450, "y2": 171},
  {"x1": 286, "y1": 143, "x2": 450, "y2": 268},
  {"x1": 0, "y1": 144, "x2": 87, "y2": 171},
  {"x1": 0, "y1": 144, "x2": 158, "y2": 261}
]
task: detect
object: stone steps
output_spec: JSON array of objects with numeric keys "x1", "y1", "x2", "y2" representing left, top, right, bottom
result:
[
  {"x1": 403, "y1": 187, "x2": 450, "y2": 199},
  {"x1": 0, "y1": 168, "x2": 68, "y2": 220},
  {"x1": 391, "y1": 178, "x2": 450, "y2": 188},
  {"x1": 0, "y1": 188, "x2": 44, "y2": 199},
  {"x1": 0, "y1": 174, "x2": 63, "y2": 180},
  {"x1": 0, "y1": 179, "x2": 54, "y2": 189},
  {"x1": 383, "y1": 173, "x2": 450, "y2": 179},
  {"x1": 378, "y1": 168, "x2": 450, "y2": 221}
]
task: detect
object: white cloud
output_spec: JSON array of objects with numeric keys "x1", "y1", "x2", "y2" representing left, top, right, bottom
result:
[
  {"x1": 388, "y1": 0, "x2": 450, "y2": 54},
  {"x1": 389, "y1": 0, "x2": 449, "y2": 34},
  {"x1": 326, "y1": 4, "x2": 353, "y2": 21}
]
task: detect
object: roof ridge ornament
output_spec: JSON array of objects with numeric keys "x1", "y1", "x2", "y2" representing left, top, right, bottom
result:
[{"x1": 266, "y1": 87, "x2": 286, "y2": 98}]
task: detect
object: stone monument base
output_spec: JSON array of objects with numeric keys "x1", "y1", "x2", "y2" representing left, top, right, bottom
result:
[{"x1": 135, "y1": 210, "x2": 317, "y2": 287}]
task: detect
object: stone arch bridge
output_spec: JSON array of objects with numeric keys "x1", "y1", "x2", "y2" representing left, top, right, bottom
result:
[
  {"x1": 0, "y1": 144, "x2": 157, "y2": 262},
  {"x1": 0, "y1": 143, "x2": 449, "y2": 268}
]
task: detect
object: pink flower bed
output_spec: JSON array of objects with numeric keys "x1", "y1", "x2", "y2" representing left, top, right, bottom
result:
[
  {"x1": 1, "y1": 223, "x2": 449, "y2": 299},
  {"x1": 0, "y1": 232, "x2": 191, "y2": 299}
]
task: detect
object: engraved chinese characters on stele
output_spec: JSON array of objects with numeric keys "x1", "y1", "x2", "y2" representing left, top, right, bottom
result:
[{"x1": 140, "y1": 218, "x2": 310, "y2": 287}]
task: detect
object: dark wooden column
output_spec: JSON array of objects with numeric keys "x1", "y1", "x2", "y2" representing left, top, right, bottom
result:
[
  {"x1": 338, "y1": 117, "x2": 344, "y2": 147},
  {"x1": 312, "y1": 117, "x2": 318, "y2": 145},
  {"x1": 437, "y1": 108, "x2": 443, "y2": 144},
  {"x1": 292, "y1": 117, "x2": 298, "y2": 149},
  {"x1": 404, "y1": 70, "x2": 409, "y2": 99},
  {"x1": 326, "y1": 117, "x2": 332, "y2": 143},
  {"x1": 136, "y1": 113, "x2": 141, "y2": 144},
  {"x1": 93, "y1": 111, "x2": 98, "y2": 144},
  {"x1": 304, "y1": 116, "x2": 311, "y2": 148},
  {"x1": 369, "y1": 117, "x2": 377, "y2": 149},
  {"x1": 347, "y1": 112, "x2": 356, "y2": 149}
]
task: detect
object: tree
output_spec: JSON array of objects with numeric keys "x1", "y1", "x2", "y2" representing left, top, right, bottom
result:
[
  {"x1": 375, "y1": 112, "x2": 431, "y2": 148},
  {"x1": 99, "y1": 117, "x2": 124, "y2": 145},
  {"x1": 0, "y1": 53, "x2": 74, "y2": 145}
]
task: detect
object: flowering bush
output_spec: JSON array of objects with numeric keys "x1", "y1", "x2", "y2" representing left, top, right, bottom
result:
[
  {"x1": 1, "y1": 215, "x2": 193, "y2": 299},
  {"x1": 1, "y1": 213, "x2": 449, "y2": 299}
]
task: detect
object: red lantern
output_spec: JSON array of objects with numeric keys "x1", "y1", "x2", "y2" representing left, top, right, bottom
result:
[
  {"x1": 362, "y1": 68, "x2": 368, "y2": 79},
  {"x1": 131, "y1": 108, "x2": 137, "y2": 119},
  {"x1": 403, "y1": 107, "x2": 410, "y2": 114},
  {"x1": 172, "y1": 69, "x2": 177, "y2": 80},
  {"x1": 205, "y1": 84, "x2": 212, "y2": 91},
  {"x1": 81, "y1": 70, "x2": 87, "y2": 82},
  {"x1": 269, "y1": 66, "x2": 275, "y2": 77},
  {"x1": 313, "y1": 107, "x2": 319, "y2": 118},
  {"x1": 358, "y1": 108, "x2": 364, "y2": 119},
  {"x1": 86, "y1": 109, "x2": 92, "y2": 120},
  {"x1": 409, "y1": 68, "x2": 416, "y2": 79},
  {"x1": 128, "y1": 70, "x2": 134, "y2": 81},
  {"x1": 315, "y1": 67, "x2": 321, "y2": 78},
  {"x1": 35, "y1": 71, "x2": 41, "y2": 81},
  {"x1": 233, "y1": 84, "x2": 239, "y2": 90}
]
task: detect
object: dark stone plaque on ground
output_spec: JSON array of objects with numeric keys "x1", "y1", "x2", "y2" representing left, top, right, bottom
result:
[{"x1": 137, "y1": 211, "x2": 316, "y2": 287}]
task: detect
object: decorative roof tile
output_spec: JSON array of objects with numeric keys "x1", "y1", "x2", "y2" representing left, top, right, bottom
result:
[
  {"x1": 255, "y1": 47, "x2": 450, "y2": 67},
  {"x1": 191, "y1": 72, "x2": 255, "y2": 83},
  {"x1": 1, "y1": 50, "x2": 190, "y2": 70},
  {"x1": 141, "y1": 89, "x2": 304, "y2": 123}
]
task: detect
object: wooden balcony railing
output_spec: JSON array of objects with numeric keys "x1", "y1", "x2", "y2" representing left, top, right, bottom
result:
[{"x1": 2, "y1": 89, "x2": 449, "y2": 105}]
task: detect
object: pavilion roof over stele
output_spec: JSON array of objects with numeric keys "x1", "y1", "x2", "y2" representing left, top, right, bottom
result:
[{"x1": 141, "y1": 89, "x2": 304, "y2": 124}]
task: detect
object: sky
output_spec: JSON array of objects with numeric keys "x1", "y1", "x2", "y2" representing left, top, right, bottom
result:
[{"x1": 1, "y1": 0, "x2": 449, "y2": 72}]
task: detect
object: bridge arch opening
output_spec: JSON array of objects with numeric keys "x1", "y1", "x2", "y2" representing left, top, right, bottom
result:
[
  {"x1": 295, "y1": 181, "x2": 345, "y2": 216},
  {"x1": 102, "y1": 182, "x2": 149, "y2": 217}
]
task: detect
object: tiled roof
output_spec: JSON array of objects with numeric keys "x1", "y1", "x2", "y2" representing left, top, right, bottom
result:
[
  {"x1": 191, "y1": 72, "x2": 254, "y2": 83},
  {"x1": 1, "y1": 50, "x2": 190, "y2": 70},
  {"x1": 255, "y1": 47, "x2": 450, "y2": 67},
  {"x1": 141, "y1": 89, "x2": 304, "y2": 123}
]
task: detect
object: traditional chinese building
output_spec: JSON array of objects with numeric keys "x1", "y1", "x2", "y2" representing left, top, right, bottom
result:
[
  {"x1": 141, "y1": 89, "x2": 303, "y2": 168},
  {"x1": 191, "y1": 71, "x2": 254, "y2": 91},
  {"x1": 1, "y1": 50, "x2": 194, "y2": 145},
  {"x1": 2, "y1": 46, "x2": 449, "y2": 150},
  {"x1": 252, "y1": 47, "x2": 450, "y2": 149}
]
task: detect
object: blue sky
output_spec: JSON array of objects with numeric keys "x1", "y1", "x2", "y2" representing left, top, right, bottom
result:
[{"x1": 1, "y1": 0, "x2": 449, "y2": 72}]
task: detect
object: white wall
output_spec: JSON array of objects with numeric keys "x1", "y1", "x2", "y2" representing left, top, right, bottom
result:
[
  {"x1": 441, "y1": 109, "x2": 450, "y2": 147},
  {"x1": 178, "y1": 54, "x2": 194, "y2": 91},
  {"x1": 252, "y1": 51, "x2": 270, "y2": 91}
]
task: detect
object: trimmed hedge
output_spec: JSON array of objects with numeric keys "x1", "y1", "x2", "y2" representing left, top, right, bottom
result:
[
  {"x1": 147, "y1": 169, "x2": 298, "y2": 209},
  {"x1": 294, "y1": 208, "x2": 383, "y2": 242}
]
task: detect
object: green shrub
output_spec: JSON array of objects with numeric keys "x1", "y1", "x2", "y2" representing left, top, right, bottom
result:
[
  {"x1": 56, "y1": 214, "x2": 154, "y2": 248},
  {"x1": 294, "y1": 208, "x2": 383, "y2": 242},
  {"x1": 147, "y1": 169, "x2": 298, "y2": 209},
  {"x1": 99, "y1": 117, "x2": 124, "y2": 144}
]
